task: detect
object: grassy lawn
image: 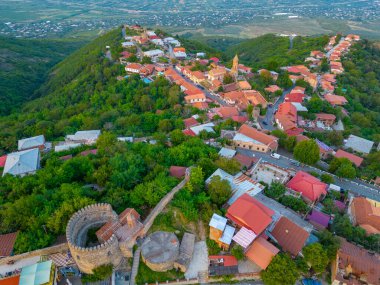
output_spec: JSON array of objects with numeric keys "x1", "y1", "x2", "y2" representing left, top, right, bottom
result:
[
  {"x1": 148, "y1": 207, "x2": 196, "y2": 239},
  {"x1": 135, "y1": 261, "x2": 184, "y2": 285}
]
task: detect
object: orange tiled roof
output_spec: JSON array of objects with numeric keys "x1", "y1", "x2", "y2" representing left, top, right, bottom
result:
[
  {"x1": 350, "y1": 197, "x2": 380, "y2": 234},
  {"x1": 0, "y1": 276, "x2": 20, "y2": 285},
  {"x1": 238, "y1": 124, "x2": 278, "y2": 149},
  {"x1": 246, "y1": 237, "x2": 279, "y2": 269},
  {"x1": 325, "y1": 94, "x2": 348, "y2": 105},
  {"x1": 226, "y1": 194, "x2": 274, "y2": 235},
  {"x1": 243, "y1": 90, "x2": 267, "y2": 106},
  {"x1": 238, "y1": 81, "x2": 251, "y2": 90}
]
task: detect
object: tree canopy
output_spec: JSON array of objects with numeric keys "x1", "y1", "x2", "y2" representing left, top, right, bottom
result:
[{"x1": 293, "y1": 139, "x2": 320, "y2": 165}]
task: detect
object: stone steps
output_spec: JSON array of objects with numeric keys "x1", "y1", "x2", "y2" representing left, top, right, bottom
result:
[{"x1": 130, "y1": 247, "x2": 141, "y2": 285}]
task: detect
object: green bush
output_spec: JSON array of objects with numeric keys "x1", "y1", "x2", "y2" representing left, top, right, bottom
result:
[{"x1": 81, "y1": 264, "x2": 113, "y2": 283}]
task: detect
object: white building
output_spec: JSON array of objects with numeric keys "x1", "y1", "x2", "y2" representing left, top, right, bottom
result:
[
  {"x1": 151, "y1": 39, "x2": 164, "y2": 46},
  {"x1": 344, "y1": 135, "x2": 374, "y2": 154},
  {"x1": 163, "y1": 37, "x2": 181, "y2": 47},
  {"x1": 189, "y1": 123, "x2": 215, "y2": 136},
  {"x1": 174, "y1": 51, "x2": 187, "y2": 59},
  {"x1": 206, "y1": 168, "x2": 265, "y2": 205},
  {"x1": 146, "y1": 31, "x2": 156, "y2": 37},
  {"x1": 3, "y1": 148, "x2": 40, "y2": 177},
  {"x1": 66, "y1": 130, "x2": 101, "y2": 145},
  {"x1": 54, "y1": 143, "x2": 82, "y2": 152},
  {"x1": 18, "y1": 135, "x2": 45, "y2": 151},
  {"x1": 122, "y1": 41, "x2": 134, "y2": 48},
  {"x1": 218, "y1": 147, "x2": 236, "y2": 158},
  {"x1": 143, "y1": 49, "x2": 164, "y2": 58}
]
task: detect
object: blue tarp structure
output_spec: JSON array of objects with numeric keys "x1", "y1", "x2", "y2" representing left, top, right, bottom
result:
[
  {"x1": 143, "y1": 78, "x2": 152, "y2": 84},
  {"x1": 302, "y1": 278, "x2": 322, "y2": 285}
]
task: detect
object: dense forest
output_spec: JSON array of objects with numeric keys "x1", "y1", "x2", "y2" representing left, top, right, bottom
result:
[
  {"x1": 0, "y1": 29, "x2": 185, "y2": 153},
  {"x1": 224, "y1": 34, "x2": 329, "y2": 70},
  {"x1": 335, "y1": 40, "x2": 380, "y2": 142},
  {"x1": 0, "y1": 36, "x2": 85, "y2": 115}
]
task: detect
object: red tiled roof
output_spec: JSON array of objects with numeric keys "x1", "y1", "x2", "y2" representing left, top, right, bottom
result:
[
  {"x1": 0, "y1": 155, "x2": 7, "y2": 167},
  {"x1": 183, "y1": 117, "x2": 199, "y2": 128},
  {"x1": 80, "y1": 149, "x2": 98, "y2": 156},
  {"x1": 265, "y1": 85, "x2": 281, "y2": 93},
  {"x1": 183, "y1": 129, "x2": 196, "y2": 136},
  {"x1": 233, "y1": 153, "x2": 257, "y2": 168},
  {"x1": 217, "y1": 107, "x2": 239, "y2": 118},
  {"x1": 291, "y1": 86, "x2": 306, "y2": 93},
  {"x1": 246, "y1": 237, "x2": 279, "y2": 269},
  {"x1": 285, "y1": 92, "x2": 304, "y2": 103},
  {"x1": 0, "y1": 276, "x2": 20, "y2": 285},
  {"x1": 169, "y1": 166, "x2": 187, "y2": 178},
  {"x1": 271, "y1": 217, "x2": 309, "y2": 256},
  {"x1": 316, "y1": 113, "x2": 336, "y2": 121},
  {"x1": 59, "y1": 154, "x2": 73, "y2": 161},
  {"x1": 0, "y1": 232, "x2": 18, "y2": 257},
  {"x1": 238, "y1": 124, "x2": 278, "y2": 150},
  {"x1": 210, "y1": 57, "x2": 220, "y2": 63},
  {"x1": 119, "y1": 208, "x2": 140, "y2": 225},
  {"x1": 336, "y1": 239, "x2": 380, "y2": 285},
  {"x1": 209, "y1": 255, "x2": 238, "y2": 266},
  {"x1": 335, "y1": 149, "x2": 363, "y2": 167},
  {"x1": 226, "y1": 194, "x2": 274, "y2": 235},
  {"x1": 286, "y1": 171, "x2": 327, "y2": 201},
  {"x1": 231, "y1": 116, "x2": 248, "y2": 123}
]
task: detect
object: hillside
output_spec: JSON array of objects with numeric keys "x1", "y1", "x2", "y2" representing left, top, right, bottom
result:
[
  {"x1": 0, "y1": 36, "x2": 85, "y2": 115},
  {"x1": 224, "y1": 34, "x2": 329, "y2": 70}
]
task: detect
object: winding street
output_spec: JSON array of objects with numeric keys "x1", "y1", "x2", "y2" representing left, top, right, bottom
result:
[
  {"x1": 236, "y1": 148, "x2": 380, "y2": 202},
  {"x1": 259, "y1": 86, "x2": 293, "y2": 131}
]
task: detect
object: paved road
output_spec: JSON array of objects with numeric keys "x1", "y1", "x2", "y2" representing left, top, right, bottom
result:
[
  {"x1": 236, "y1": 148, "x2": 380, "y2": 201},
  {"x1": 259, "y1": 86, "x2": 292, "y2": 131}
]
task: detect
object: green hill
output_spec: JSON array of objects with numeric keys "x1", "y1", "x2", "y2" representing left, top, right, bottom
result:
[
  {"x1": 224, "y1": 34, "x2": 329, "y2": 70},
  {"x1": 0, "y1": 36, "x2": 85, "y2": 115}
]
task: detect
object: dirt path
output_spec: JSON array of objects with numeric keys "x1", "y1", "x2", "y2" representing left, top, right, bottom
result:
[{"x1": 198, "y1": 220, "x2": 206, "y2": 241}]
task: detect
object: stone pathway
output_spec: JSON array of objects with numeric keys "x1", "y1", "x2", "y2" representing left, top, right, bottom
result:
[
  {"x1": 142, "y1": 178, "x2": 188, "y2": 235},
  {"x1": 130, "y1": 247, "x2": 141, "y2": 285}
]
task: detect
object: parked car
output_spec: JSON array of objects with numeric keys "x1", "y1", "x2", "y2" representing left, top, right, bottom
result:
[
  {"x1": 290, "y1": 160, "x2": 301, "y2": 167},
  {"x1": 271, "y1": 153, "x2": 281, "y2": 159}
]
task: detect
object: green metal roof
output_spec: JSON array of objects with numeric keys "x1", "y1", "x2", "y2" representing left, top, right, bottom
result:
[{"x1": 19, "y1": 260, "x2": 53, "y2": 285}]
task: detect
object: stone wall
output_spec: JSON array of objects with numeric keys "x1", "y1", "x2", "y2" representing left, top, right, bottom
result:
[{"x1": 66, "y1": 203, "x2": 123, "y2": 274}]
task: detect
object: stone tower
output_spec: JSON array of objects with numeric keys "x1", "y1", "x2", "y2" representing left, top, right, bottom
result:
[{"x1": 230, "y1": 54, "x2": 239, "y2": 79}]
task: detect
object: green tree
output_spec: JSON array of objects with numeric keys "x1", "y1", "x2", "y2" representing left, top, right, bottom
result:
[
  {"x1": 96, "y1": 131, "x2": 117, "y2": 156},
  {"x1": 223, "y1": 74, "x2": 234, "y2": 84},
  {"x1": 158, "y1": 119, "x2": 173, "y2": 133},
  {"x1": 284, "y1": 136, "x2": 297, "y2": 152},
  {"x1": 336, "y1": 162, "x2": 356, "y2": 179},
  {"x1": 303, "y1": 243, "x2": 329, "y2": 274},
  {"x1": 247, "y1": 104, "x2": 254, "y2": 120},
  {"x1": 215, "y1": 157, "x2": 241, "y2": 175},
  {"x1": 261, "y1": 253, "x2": 300, "y2": 285},
  {"x1": 207, "y1": 175, "x2": 231, "y2": 206},
  {"x1": 231, "y1": 244, "x2": 245, "y2": 260},
  {"x1": 187, "y1": 166, "x2": 204, "y2": 193},
  {"x1": 276, "y1": 72, "x2": 293, "y2": 89},
  {"x1": 316, "y1": 230, "x2": 340, "y2": 261},
  {"x1": 320, "y1": 174, "x2": 334, "y2": 184},
  {"x1": 141, "y1": 56, "x2": 152, "y2": 64},
  {"x1": 82, "y1": 264, "x2": 113, "y2": 283},
  {"x1": 320, "y1": 57, "x2": 329, "y2": 72},
  {"x1": 293, "y1": 139, "x2": 320, "y2": 165},
  {"x1": 170, "y1": 129, "x2": 186, "y2": 146},
  {"x1": 265, "y1": 182, "x2": 286, "y2": 199}
]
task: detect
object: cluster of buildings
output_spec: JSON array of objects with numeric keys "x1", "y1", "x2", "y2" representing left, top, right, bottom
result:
[
  {"x1": 205, "y1": 145, "x2": 380, "y2": 282},
  {"x1": 0, "y1": 130, "x2": 101, "y2": 177}
]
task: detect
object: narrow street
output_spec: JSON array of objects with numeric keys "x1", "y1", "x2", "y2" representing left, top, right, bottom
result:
[{"x1": 259, "y1": 86, "x2": 293, "y2": 131}]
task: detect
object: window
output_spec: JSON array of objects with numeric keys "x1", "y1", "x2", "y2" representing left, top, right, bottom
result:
[{"x1": 77, "y1": 255, "x2": 80, "y2": 260}]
